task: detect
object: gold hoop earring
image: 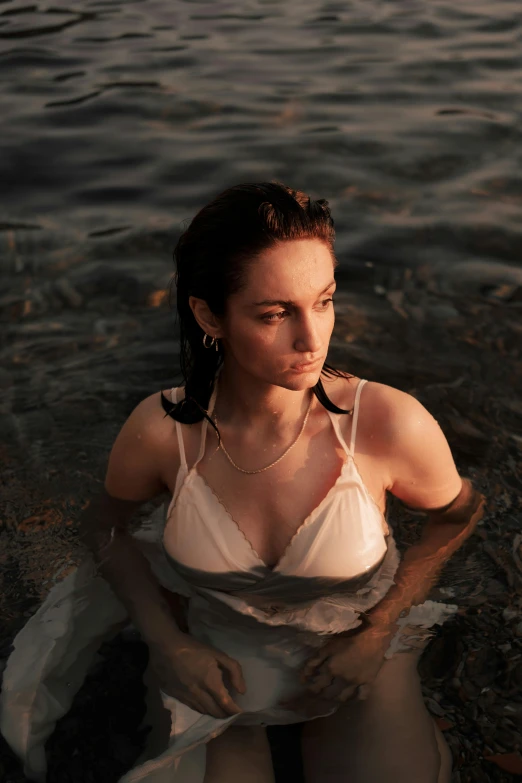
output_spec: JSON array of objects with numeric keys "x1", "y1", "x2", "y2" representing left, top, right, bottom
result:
[{"x1": 203, "y1": 333, "x2": 218, "y2": 350}]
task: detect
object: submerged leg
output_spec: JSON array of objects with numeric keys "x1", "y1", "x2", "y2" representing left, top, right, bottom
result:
[
  {"x1": 204, "y1": 725, "x2": 276, "y2": 783},
  {"x1": 301, "y1": 648, "x2": 452, "y2": 783},
  {"x1": 433, "y1": 716, "x2": 453, "y2": 783},
  {"x1": 138, "y1": 662, "x2": 275, "y2": 782}
]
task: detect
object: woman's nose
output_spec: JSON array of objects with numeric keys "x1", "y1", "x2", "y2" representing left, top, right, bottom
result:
[{"x1": 294, "y1": 316, "x2": 322, "y2": 354}]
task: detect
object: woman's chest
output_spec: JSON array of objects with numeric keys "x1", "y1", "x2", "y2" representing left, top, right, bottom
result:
[
  {"x1": 208, "y1": 479, "x2": 387, "y2": 570},
  {"x1": 161, "y1": 419, "x2": 389, "y2": 570}
]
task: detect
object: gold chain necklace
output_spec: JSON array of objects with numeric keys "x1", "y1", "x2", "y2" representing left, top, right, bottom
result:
[{"x1": 212, "y1": 391, "x2": 314, "y2": 474}]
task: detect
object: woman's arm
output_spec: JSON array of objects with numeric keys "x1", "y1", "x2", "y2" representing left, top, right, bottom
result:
[
  {"x1": 294, "y1": 390, "x2": 487, "y2": 703},
  {"x1": 78, "y1": 391, "x2": 189, "y2": 648},
  {"x1": 358, "y1": 388, "x2": 486, "y2": 638}
]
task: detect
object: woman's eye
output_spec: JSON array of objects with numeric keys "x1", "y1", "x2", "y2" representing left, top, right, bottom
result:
[
  {"x1": 318, "y1": 298, "x2": 333, "y2": 308},
  {"x1": 262, "y1": 299, "x2": 333, "y2": 322},
  {"x1": 263, "y1": 310, "x2": 288, "y2": 322}
]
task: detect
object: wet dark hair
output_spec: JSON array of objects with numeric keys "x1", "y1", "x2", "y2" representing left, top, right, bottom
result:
[{"x1": 161, "y1": 180, "x2": 354, "y2": 429}]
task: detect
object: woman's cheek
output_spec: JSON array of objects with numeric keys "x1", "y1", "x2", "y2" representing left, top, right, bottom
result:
[
  {"x1": 321, "y1": 309, "x2": 335, "y2": 340},
  {"x1": 236, "y1": 323, "x2": 274, "y2": 358}
]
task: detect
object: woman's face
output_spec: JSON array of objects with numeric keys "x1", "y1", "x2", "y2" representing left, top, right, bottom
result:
[{"x1": 220, "y1": 238, "x2": 336, "y2": 390}]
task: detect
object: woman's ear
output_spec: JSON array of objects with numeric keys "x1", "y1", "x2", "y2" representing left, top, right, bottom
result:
[{"x1": 188, "y1": 296, "x2": 223, "y2": 338}]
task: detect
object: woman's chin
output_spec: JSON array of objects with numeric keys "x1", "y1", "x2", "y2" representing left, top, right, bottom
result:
[{"x1": 281, "y1": 369, "x2": 323, "y2": 389}]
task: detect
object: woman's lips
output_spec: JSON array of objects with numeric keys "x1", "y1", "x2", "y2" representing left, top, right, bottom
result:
[{"x1": 291, "y1": 360, "x2": 323, "y2": 372}]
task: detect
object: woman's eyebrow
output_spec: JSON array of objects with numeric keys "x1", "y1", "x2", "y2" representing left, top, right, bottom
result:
[{"x1": 252, "y1": 280, "x2": 336, "y2": 307}]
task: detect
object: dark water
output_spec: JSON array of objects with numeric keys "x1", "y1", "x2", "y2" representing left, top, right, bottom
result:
[
  {"x1": 1, "y1": 1, "x2": 522, "y2": 781},
  {"x1": 1, "y1": 0, "x2": 522, "y2": 265}
]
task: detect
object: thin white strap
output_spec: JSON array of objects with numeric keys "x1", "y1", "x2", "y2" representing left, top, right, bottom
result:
[
  {"x1": 326, "y1": 410, "x2": 351, "y2": 457},
  {"x1": 349, "y1": 378, "x2": 367, "y2": 457},
  {"x1": 193, "y1": 375, "x2": 220, "y2": 466},
  {"x1": 171, "y1": 387, "x2": 188, "y2": 471}
]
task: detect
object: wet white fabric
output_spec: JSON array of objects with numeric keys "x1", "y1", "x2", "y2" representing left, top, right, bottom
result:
[
  {"x1": 0, "y1": 378, "x2": 459, "y2": 782},
  {"x1": 164, "y1": 381, "x2": 390, "y2": 581}
]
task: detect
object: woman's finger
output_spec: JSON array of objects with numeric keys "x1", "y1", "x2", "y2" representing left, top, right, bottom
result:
[
  {"x1": 356, "y1": 684, "x2": 371, "y2": 700},
  {"x1": 318, "y1": 676, "x2": 354, "y2": 701},
  {"x1": 301, "y1": 658, "x2": 320, "y2": 676},
  {"x1": 191, "y1": 686, "x2": 231, "y2": 719},
  {"x1": 206, "y1": 669, "x2": 244, "y2": 716},
  {"x1": 338, "y1": 684, "x2": 362, "y2": 702},
  {"x1": 305, "y1": 667, "x2": 335, "y2": 694},
  {"x1": 301, "y1": 651, "x2": 330, "y2": 678},
  {"x1": 215, "y1": 652, "x2": 247, "y2": 695}
]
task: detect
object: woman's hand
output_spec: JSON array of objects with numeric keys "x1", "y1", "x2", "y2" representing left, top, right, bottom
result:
[
  {"x1": 148, "y1": 632, "x2": 247, "y2": 719},
  {"x1": 300, "y1": 628, "x2": 389, "y2": 700},
  {"x1": 279, "y1": 628, "x2": 389, "y2": 712}
]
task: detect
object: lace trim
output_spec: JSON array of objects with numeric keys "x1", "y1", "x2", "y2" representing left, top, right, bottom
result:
[
  {"x1": 191, "y1": 457, "x2": 352, "y2": 573},
  {"x1": 191, "y1": 469, "x2": 267, "y2": 566}
]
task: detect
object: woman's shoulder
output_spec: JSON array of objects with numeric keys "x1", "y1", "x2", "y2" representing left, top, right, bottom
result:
[
  {"x1": 326, "y1": 372, "x2": 447, "y2": 456},
  {"x1": 103, "y1": 390, "x2": 179, "y2": 503},
  {"x1": 159, "y1": 385, "x2": 186, "y2": 406},
  {"x1": 322, "y1": 372, "x2": 416, "y2": 435},
  {"x1": 142, "y1": 387, "x2": 191, "y2": 449},
  {"x1": 121, "y1": 386, "x2": 190, "y2": 463},
  {"x1": 155, "y1": 385, "x2": 205, "y2": 467},
  {"x1": 322, "y1": 371, "x2": 394, "y2": 409}
]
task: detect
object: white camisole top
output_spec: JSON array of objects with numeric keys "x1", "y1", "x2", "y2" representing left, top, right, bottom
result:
[{"x1": 160, "y1": 377, "x2": 402, "y2": 636}]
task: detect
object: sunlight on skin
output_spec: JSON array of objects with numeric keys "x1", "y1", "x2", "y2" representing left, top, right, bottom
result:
[{"x1": 189, "y1": 238, "x2": 338, "y2": 430}]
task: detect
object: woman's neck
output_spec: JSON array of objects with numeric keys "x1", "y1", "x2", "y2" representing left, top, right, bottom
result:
[{"x1": 213, "y1": 363, "x2": 313, "y2": 433}]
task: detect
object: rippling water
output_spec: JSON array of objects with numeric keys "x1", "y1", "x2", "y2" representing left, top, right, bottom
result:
[{"x1": 1, "y1": 0, "x2": 521, "y2": 273}]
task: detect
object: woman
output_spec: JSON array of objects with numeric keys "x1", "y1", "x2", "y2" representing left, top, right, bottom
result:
[{"x1": 1, "y1": 182, "x2": 485, "y2": 783}]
